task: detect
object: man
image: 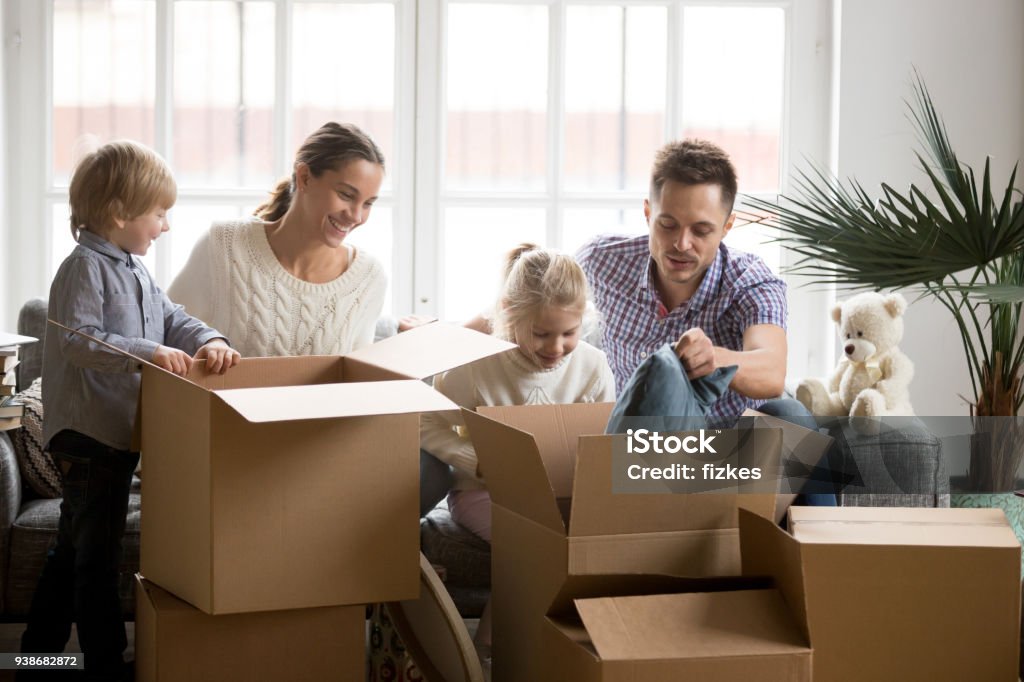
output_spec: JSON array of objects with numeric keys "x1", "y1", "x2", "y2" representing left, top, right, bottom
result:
[
  {"x1": 578, "y1": 139, "x2": 836, "y2": 503},
  {"x1": 582, "y1": 139, "x2": 805, "y2": 417}
]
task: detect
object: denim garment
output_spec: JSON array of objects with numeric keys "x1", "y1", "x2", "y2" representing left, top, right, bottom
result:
[
  {"x1": 606, "y1": 343, "x2": 737, "y2": 434},
  {"x1": 606, "y1": 344, "x2": 837, "y2": 506},
  {"x1": 20, "y1": 430, "x2": 139, "y2": 680}
]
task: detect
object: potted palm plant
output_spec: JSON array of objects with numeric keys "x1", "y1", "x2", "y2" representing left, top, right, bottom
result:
[{"x1": 746, "y1": 72, "x2": 1024, "y2": 498}]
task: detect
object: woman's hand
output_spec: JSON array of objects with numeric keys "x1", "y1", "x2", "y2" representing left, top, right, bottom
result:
[
  {"x1": 152, "y1": 345, "x2": 193, "y2": 376},
  {"x1": 398, "y1": 315, "x2": 437, "y2": 332},
  {"x1": 195, "y1": 339, "x2": 242, "y2": 374}
]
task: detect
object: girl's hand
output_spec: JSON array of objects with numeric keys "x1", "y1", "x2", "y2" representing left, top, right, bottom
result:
[
  {"x1": 194, "y1": 339, "x2": 241, "y2": 374},
  {"x1": 152, "y1": 345, "x2": 193, "y2": 376}
]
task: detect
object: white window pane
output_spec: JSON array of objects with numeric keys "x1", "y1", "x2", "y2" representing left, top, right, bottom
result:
[
  {"x1": 562, "y1": 207, "x2": 648, "y2": 259},
  {"x1": 446, "y1": 5, "x2": 548, "y2": 192},
  {"x1": 165, "y1": 204, "x2": 255, "y2": 286},
  {"x1": 174, "y1": 1, "x2": 276, "y2": 188},
  {"x1": 724, "y1": 210, "x2": 782, "y2": 276},
  {"x1": 442, "y1": 207, "x2": 546, "y2": 321},
  {"x1": 51, "y1": 204, "x2": 78, "y2": 280},
  {"x1": 345, "y1": 206, "x2": 393, "y2": 316},
  {"x1": 291, "y1": 3, "x2": 395, "y2": 191},
  {"x1": 53, "y1": 0, "x2": 156, "y2": 185},
  {"x1": 564, "y1": 6, "x2": 666, "y2": 192},
  {"x1": 681, "y1": 7, "x2": 785, "y2": 194}
]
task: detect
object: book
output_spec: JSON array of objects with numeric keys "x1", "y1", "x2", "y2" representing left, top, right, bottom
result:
[
  {"x1": 0, "y1": 332, "x2": 38, "y2": 348},
  {"x1": 0, "y1": 395, "x2": 24, "y2": 418},
  {"x1": 0, "y1": 415, "x2": 22, "y2": 431},
  {"x1": 0, "y1": 385, "x2": 14, "y2": 397}
]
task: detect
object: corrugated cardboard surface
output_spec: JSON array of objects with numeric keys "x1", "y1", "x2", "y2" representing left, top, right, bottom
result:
[
  {"x1": 139, "y1": 323, "x2": 511, "y2": 615},
  {"x1": 742, "y1": 507, "x2": 1022, "y2": 682},
  {"x1": 467, "y1": 404, "x2": 781, "y2": 682},
  {"x1": 134, "y1": 575, "x2": 362, "y2": 682}
]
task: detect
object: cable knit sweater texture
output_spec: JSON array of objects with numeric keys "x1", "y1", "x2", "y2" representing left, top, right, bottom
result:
[
  {"x1": 167, "y1": 219, "x2": 387, "y2": 357},
  {"x1": 421, "y1": 342, "x2": 616, "y2": 492}
]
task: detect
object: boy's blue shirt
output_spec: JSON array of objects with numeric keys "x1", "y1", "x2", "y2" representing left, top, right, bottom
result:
[{"x1": 42, "y1": 230, "x2": 225, "y2": 451}]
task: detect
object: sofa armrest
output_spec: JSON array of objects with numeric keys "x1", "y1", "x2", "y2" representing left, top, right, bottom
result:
[
  {"x1": 0, "y1": 431, "x2": 23, "y2": 611},
  {"x1": 17, "y1": 297, "x2": 48, "y2": 390},
  {"x1": 831, "y1": 417, "x2": 948, "y2": 507}
]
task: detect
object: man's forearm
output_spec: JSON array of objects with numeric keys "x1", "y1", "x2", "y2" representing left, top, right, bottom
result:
[{"x1": 714, "y1": 346, "x2": 786, "y2": 399}]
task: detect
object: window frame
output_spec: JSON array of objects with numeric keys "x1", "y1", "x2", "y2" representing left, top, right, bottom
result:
[{"x1": 3, "y1": 0, "x2": 838, "y2": 378}]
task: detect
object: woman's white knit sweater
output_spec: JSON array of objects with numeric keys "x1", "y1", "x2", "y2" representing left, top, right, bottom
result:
[
  {"x1": 167, "y1": 219, "x2": 387, "y2": 357},
  {"x1": 420, "y1": 342, "x2": 616, "y2": 491}
]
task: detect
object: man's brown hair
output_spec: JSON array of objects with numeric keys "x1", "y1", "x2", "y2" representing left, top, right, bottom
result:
[{"x1": 650, "y1": 139, "x2": 738, "y2": 213}]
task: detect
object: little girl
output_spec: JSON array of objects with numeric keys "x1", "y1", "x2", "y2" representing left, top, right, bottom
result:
[{"x1": 421, "y1": 244, "x2": 616, "y2": 543}]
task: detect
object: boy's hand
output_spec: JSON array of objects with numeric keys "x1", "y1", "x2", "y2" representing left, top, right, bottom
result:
[
  {"x1": 152, "y1": 345, "x2": 193, "y2": 376},
  {"x1": 195, "y1": 339, "x2": 241, "y2": 374}
]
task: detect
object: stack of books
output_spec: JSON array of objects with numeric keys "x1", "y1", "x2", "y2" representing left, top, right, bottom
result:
[{"x1": 0, "y1": 331, "x2": 38, "y2": 430}]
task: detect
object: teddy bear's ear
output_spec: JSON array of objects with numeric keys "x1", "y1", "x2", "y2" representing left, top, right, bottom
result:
[
  {"x1": 883, "y1": 293, "x2": 907, "y2": 318},
  {"x1": 831, "y1": 303, "x2": 843, "y2": 323}
]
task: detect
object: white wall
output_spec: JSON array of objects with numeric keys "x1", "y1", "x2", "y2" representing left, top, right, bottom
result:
[{"x1": 837, "y1": 0, "x2": 1024, "y2": 416}]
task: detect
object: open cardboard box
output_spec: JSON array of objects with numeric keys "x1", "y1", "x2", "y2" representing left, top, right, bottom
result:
[
  {"x1": 541, "y1": 573, "x2": 812, "y2": 680},
  {"x1": 134, "y1": 574, "x2": 363, "y2": 681},
  {"x1": 64, "y1": 322, "x2": 514, "y2": 615},
  {"x1": 741, "y1": 506, "x2": 1022, "y2": 681},
  {"x1": 462, "y1": 403, "x2": 783, "y2": 682}
]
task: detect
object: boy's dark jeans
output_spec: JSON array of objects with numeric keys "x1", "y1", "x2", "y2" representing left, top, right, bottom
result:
[{"x1": 20, "y1": 430, "x2": 139, "y2": 679}]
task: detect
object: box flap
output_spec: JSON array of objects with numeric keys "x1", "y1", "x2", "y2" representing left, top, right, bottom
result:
[
  {"x1": 568, "y1": 430, "x2": 780, "y2": 537},
  {"x1": 344, "y1": 323, "x2": 516, "y2": 380},
  {"x1": 48, "y1": 318, "x2": 186, "y2": 381},
  {"x1": 213, "y1": 379, "x2": 456, "y2": 422},
  {"x1": 548, "y1": 573, "x2": 771, "y2": 616},
  {"x1": 461, "y1": 408, "x2": 566, "y2": 533},
  {"x1": 190, "y1": 355, "x2": 342, "y2": 390},
  {"x1": 738, "y1": 508, "x2": 811, "y2": 640},
  {"x1": 574, "y1": 589, "x2": 810, "y2": 661},
  {"x1": 788, "y1": 506, "x2": 1020, "y2": 548},
  {"x1": 477, "y1": 403, "x2": 612, "y2": 498}
]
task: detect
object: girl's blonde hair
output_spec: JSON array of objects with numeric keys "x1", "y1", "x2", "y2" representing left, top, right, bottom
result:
[
  {"x1": 494, "y1": 243, "x2": 589, "y2": 342},
  {"x1": 68, "y1": 140, "x2": 177, "y2": 241},
  {"x1": 255, "y1": 122, "x2": 385, "y2": 222}
]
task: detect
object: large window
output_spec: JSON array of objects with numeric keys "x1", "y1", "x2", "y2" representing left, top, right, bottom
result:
[{"x1": 5, "y1": 0, "x2": 833, "y2": 374}]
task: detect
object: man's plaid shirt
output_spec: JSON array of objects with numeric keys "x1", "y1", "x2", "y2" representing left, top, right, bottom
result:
[{"x1": 577, "y1": 234, "x2": 788, "y2": 424}]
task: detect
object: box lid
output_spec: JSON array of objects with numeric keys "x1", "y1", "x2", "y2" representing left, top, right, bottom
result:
[
  {"x1": 213, "y1": 379, "x2": 457, "y2": 422},
  {"x1": 572, "y1": 589, "x2": 811, "y2": 662},
  {"x1": 788, "y1": 506, "x2": 1021, "y2": 548},
  {"x1": 345, "y1": 323, "x2": 516, "y2": 380}
]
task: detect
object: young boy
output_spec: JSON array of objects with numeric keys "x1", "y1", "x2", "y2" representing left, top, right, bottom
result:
[{"x1": 19, "y1": 141, "x2": 240, "y2": 681}]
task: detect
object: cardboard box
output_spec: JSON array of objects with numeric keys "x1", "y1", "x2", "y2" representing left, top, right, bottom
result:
[
  {"x1": 136, "y1": 323, "x2": 513, "y2": 614},
  {"x1": 134, "y1": 575, "x2": 363, "y2": 682},
  {"x1": 741, "y1": 506, "x2": 1022, "y2": 681},
  {"x1": 541, "y1": 574, "x2": 812, "y2": 681},
  {"x1": 463, "y1": 403, "x2": 782, "y2": 682}
]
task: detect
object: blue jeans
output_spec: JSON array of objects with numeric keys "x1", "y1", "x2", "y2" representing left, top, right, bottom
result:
[
  {"x1": 608, "y1": 345, "x2": 837, "y2": 506},
  {"x1": 20, "y1": 430, "x2": 138, "y2": 681},
  {"x1": 754, "y1": 398, "x2": 838, "y2": 507}
]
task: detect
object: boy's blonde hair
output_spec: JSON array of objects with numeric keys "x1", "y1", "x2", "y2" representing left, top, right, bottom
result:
[
  {"x1": 68, "y1": 140, "x2": 177, "y2": 240},
  {"x1": 494, "y1": 243, "x2": 589, "y2": 342}
]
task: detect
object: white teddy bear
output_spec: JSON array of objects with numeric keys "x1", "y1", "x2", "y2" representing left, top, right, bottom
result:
[{"x1": 796, "y1": 291, "x2": 914, "y2": 419}]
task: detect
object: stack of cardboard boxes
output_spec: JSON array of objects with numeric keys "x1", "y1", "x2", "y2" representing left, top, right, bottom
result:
[
  {"x1": 126, "y1": 324, "x2": 513, "y2": 681},
  {"x1": 465, "y1": 403, "x2": 1023, "y2": 681}
]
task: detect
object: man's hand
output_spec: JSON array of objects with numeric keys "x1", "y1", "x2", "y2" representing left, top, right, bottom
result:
[
  {"x1": 194, "y1": 339, "x2": 241, "y2": 374},
  {"x1": 152, "y1": 345, "x2": 193, "y2": 377},
  {"x1": 674, "y1": 328, "x2": 717, "y2": 379}
]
